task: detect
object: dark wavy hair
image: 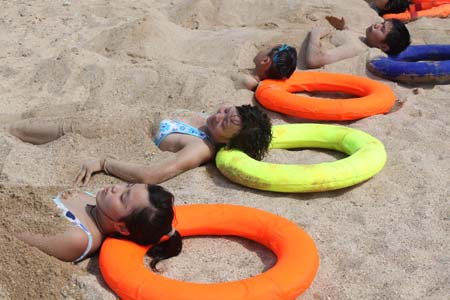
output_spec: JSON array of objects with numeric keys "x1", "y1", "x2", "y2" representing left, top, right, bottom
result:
[
  {"x1": 227, "y1": 105, "x2": 272, "y2": 161},
  {"x1": 120, "y1": 184, "x2": 182, "y2": 271},
  {"x1": 378, "y1": 0, "x2": 410, "y2": 15},
  {"x1": 384, "y1": 19, "x2": 411, "y2": 55},
  {"x1": 267, "y1": 44, "x2": 297, "y2": 79}
]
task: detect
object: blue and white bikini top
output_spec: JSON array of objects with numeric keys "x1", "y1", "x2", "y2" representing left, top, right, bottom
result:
[
  {"x1": 52, "y1": 191, "x2": 95, "y2": 263},
  {"x1": 153, "y1": 119, "x2": 212, "y2": 147}
]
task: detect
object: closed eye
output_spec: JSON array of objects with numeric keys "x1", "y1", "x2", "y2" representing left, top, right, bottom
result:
[{"x1": 121, "y1": 184, "x2": 134, "y2": 204}]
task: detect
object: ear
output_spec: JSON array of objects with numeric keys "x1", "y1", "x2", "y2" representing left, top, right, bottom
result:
[
  {"x1": 114, "y1": 222, "x2": 130, "y2": 236},
  {"x1": 261, "y1": 56, "x2": 271, "y2": 66},
  {"x1": 379, "y1": 43, "x2": 390, "y2": 52}
]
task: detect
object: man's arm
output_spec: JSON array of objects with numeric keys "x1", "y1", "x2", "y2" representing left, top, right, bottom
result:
[
  {"x1": 306, "y1": 26, "x2": 359, "y2": 69},
  {"x1": 75, "y1": 142, "x2": 213, "y2": 185}
]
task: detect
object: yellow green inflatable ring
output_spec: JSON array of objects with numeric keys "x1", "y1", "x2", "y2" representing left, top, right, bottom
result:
[{"x1": 216, "y1": 124, "x2": 387, "y2": 193}]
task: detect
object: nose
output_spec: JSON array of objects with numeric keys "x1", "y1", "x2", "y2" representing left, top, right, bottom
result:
[{"x1": 111, "y1": 185, "x2": 121, "y2": 194}]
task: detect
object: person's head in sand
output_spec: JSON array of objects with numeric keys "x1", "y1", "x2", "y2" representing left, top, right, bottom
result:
[
  {"x1": 242, "y1": 44, "x2": 297, "y2": 90},
  {"x1": 374, "y1": 0, "x2": 410, "y2": 15},
  {"x1": 206, "y1": 105, "x2": 272, "y2": 160},
  {"x1": 253, "y1": 44, "x2": 297, "y2": 81},
  {"x1": 20, "y1": 183, "x2": 182, "y2": 270},
  {"x1": 96, "y1": 183, "x2": 181, "y2": 270},
  {"x1": 365, "y1": 19, "x2": 411, "y2": 55}
]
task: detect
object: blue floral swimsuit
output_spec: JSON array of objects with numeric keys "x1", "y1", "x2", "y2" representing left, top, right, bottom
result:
[{"x1": 153, "y1": 119, "x2": 212, "y2": 147}]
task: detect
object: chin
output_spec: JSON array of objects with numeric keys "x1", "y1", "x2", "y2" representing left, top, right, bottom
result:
[{"x1": 206, "y1": 116, "x2": 213, "y2": 128}]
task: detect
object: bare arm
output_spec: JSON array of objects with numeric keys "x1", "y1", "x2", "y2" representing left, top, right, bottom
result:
[
  {"x1": 306, "y1": 26, "x2": 358, "y2": 69},
  {"x1": 76, "y1": 142, "x2": 213, "y2": 185},
  {"x1": 232, "y1": 73, "x2": 259, "y2": 91},
  {"x1": 18, "y1": 230, "x2": 88, "y2": 262}
]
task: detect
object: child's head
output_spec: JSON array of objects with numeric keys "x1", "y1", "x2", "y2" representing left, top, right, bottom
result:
[
  {"x1": 119, "y1": 184, "x2": 182, "y2": 271},
  {"x1": 374, "y1": 0, "x2": 410, "y2": 15},
  {"x1": 365, "y1": 19, "x2": 410, "y2": 55},
  {"x1": 253, "y1": 44, "x2": 297, "y2": 80},
  {"x1": 206, "y1": 105, "x2": 272, "y2": 160},
  {"x1": 227, "y1": 105, "x2": 272, "y2": 161}
]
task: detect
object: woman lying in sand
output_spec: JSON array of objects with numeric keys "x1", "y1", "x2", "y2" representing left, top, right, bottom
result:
[
  {"x1": 19, "y1": 183, "x2": 181, "y2": 270},
  {"x1": 241, "y1": 44, "x2": 298, "y2": 91},
  {"x1": 9, "y1": 105, "x2": 272, "y2": 185}
]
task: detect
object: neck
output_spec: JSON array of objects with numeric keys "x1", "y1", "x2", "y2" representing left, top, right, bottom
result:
[
  {"x1": 89, "y1": 205, "x2": 110, "y2": 236},
  {"x1": 199, "y1": 124, "x2": 220, "y2": 146}
]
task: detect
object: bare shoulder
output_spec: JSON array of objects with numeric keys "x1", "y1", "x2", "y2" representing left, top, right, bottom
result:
[{"x1": 178, "y1": 139, "x2": 215, "y2": 167}]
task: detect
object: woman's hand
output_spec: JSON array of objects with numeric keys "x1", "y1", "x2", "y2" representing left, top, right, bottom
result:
[
  {"x1": 325, "y1": 16, "x2": 348, "y2": 30},
  {"x1": 75, "y1": 158, "x2": 105, "y2": 185}
]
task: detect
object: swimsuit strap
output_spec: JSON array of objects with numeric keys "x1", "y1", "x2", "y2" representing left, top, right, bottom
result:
[
  {"x1": 84, "y1": 191, "x2": 95, "y2": 197},
  {"x1": 52, "y1": 194, "x2": 93, "y2": 263}
]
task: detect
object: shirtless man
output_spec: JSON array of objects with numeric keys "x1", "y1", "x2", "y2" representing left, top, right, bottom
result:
[{"x1": 306, "y1": 16, "x2": 411, "y2": 69}]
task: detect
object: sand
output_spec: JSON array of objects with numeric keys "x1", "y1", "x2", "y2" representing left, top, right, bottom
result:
[{"x1": 0, "y1": 0, "x2": 449, "y2": 299}]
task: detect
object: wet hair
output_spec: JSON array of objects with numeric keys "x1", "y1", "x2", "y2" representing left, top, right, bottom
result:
[
  {"x1": 120, "y1": 184, "x2": 182, "y2": 271},
  {"x1": 384, "y1": 19, "x2": 411, "y2": 55},
  {"x1": 266, "y1": 44, "x2": 297, "y2": 79},
  {"x1": 378, "y1": 0, "x2": 410, "y2": 15},
  {"x1": 227, "y1": 105, "x2": 272, "y2": 161}
]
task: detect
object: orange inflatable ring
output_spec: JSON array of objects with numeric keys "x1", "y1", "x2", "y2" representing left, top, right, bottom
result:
[
  {"x1": 383, "y1": 1, "x2": 450, "y2": 22},
  {"x1": 99, "y1": 204, "x2": 319, "y2": 300},
  {"x1": 255, "y1": 71, "x2": 396, "y2": 121}
]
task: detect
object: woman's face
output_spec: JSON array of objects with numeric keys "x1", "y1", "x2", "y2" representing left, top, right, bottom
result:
[
  {"x1": 206, "y1": 106, "x2": 242, "y2": 144},
  {"x1": 96, "y1": 183, "x2": 149, "y2": 222}
]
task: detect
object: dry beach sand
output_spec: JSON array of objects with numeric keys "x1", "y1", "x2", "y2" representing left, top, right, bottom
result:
[{"x1": 0, "y1": 0, "x2": 449, "y2": 299}]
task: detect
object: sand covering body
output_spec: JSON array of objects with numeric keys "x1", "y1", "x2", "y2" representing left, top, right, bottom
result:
[
  {"x1": 367, "y1": 44, "x2": 450, "y2": 84},
  {"x1": 216, "y1": 124, "x2": 387, "y2": 193},
  {"x1": 383, "y1": 0, "x2": 450, "y2": 21},
  {"x1": 255, "y1": 71, "x2": 395, "y2": 121},
  {"x1": 99, "y1": 204, "x2": 319, "y2": 300}
]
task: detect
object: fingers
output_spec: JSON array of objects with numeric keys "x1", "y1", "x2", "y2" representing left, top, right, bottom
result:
[
  {"x1": 75, "y1": 168, "x2": 86, "y2": 185},
  {"x1": 83, "y1": 170, "x2": 92, "y2": 186}
]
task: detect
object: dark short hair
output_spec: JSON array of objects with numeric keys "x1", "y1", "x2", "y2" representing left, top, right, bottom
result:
[
  {"x1": 227, "y1": 105, "x2": 272, "y2": 161},
  {"x1": 385, "y1": 19, "x2": 411, "y2": 55},
  {"x1": 266, "y1": 44, "x2": 297, "y2": 79},
  {"x1": 120, "y1": 184, "x2": 182, "y2": 271},
  {"x1": 379, "y1": 0, "x2": 410, "y2": 15}
]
